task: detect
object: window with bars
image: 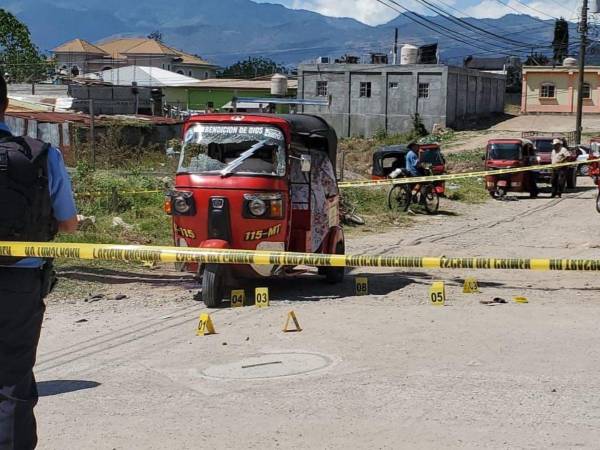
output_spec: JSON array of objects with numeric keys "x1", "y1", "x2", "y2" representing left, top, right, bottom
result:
[
  {"x1": 389, "y1": 82, "x2": 399, "y2": 89},
  {"x1": 418, "y1": 83, "x2": 430, "y2": 99},
  {"x1": 540, "y1": 83, "x2": 556, "y2": 98},
  {"x1": 316, "y1": 81, "x2": 328, "y2": 97},
  {"x1": 359, "y1": 82, "x2": 372, "y2": 98},
  {"x1": 583, "y1": 82, "x2": 592, "y2": 99}
]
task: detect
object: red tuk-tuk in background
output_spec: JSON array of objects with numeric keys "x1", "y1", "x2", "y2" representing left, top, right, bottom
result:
[
  {"x1": 588, "y1": 137, "x2": 600, "y2": 212},
  {"x1": 484, "y1": 138, "x2": 539, "y2": 198},
  {"x1": 166, "y1": 114, "x2": 345, "y2": 307},
  {"x1": 371, "y1": 143, "x2": 446, "y2": 195}
]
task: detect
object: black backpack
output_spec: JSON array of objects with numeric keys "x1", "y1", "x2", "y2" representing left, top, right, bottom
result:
[{"x1": 0, "y1": 130, "x2": 58, "y2": 262}]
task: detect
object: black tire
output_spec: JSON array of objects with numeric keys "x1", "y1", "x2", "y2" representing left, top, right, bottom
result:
[
  {"x1": 490, "y1": 188, "x2": 505, "y2": 199},
  {"x1": 201, "y1": 264, "x2": 225, "y2": 308},
  {"x1": 324, "y1": 241, "x2": 345, "y2": 284},
  {"x1": 388, "y1": 185, "x2": 411, "y2": 212},
  {"x1": 566, "y1": 168, "x2": 577, "y2": 189},
  {"x1": 580, "y1": 164, "x2": 589, "y2": 177},
  {"x1": 596, "y1": 192, "x2": 600, "y2": 214},
  {"x1": 422, "y1": 186, "x2": 440, "y2": 214}
]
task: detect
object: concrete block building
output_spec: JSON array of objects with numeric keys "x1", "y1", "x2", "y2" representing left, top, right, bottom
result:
[{"x1": 297, "y1": 64, "x2": 506, "y2": 137}]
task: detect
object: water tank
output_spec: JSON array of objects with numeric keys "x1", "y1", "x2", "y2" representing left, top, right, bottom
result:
[
  {"x1": 271, "y1": 73, "x2": 288, "y2": 97},
  {"x1": 400, "y1": 44, "x2": 418, "y2": 65},
  {"x1": 563, "y1": 57, "x2": 578, "y2": 67}
]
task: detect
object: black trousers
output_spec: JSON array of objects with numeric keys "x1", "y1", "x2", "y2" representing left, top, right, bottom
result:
[
  {"x1": 0, "y1": 268, "x2": 45, "y2": 450},
  {"x1": 551, "y1": 169, "x2": 566, "y2": 196}
]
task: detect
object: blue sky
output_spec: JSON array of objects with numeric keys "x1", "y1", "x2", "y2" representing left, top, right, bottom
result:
[{"x1": 256, "y1": 0, "x2": 580, "y2": 25}]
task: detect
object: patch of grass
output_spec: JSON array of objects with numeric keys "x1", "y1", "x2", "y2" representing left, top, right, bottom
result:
[
  {"x1": 342, "y1": 186, "x2": 412, "y2": 231},
  {"x1": 445, "y1": 149, "x2": 485, "y2": 173},
  {"x1": 57, "y1": 166, "x2": 172, "y2": 247},
  {"x1": 445, "y1": 177, "x2": 489, "y2": 204}
]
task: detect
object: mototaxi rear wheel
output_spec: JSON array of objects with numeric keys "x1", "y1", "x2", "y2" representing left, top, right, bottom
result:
[
  {"x1": 323, "y1": 241, "x2": 345, "y2": 284},
  {"x1": 422, "y1": 186, "x2": 439, "y2": 214}
]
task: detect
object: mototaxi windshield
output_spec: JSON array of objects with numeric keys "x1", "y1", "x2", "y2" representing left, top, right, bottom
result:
[
  {"x1": 178, "y1": 124, "x2": 287, "y2": 176},
  {"x1": 488, "y1": 143, "x2": 522, "y2": 161}
]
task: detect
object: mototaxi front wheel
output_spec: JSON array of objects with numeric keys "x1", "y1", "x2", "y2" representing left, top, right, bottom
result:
[{"x1": 201, "y1": 264, "x2": 225, "y2": 308}]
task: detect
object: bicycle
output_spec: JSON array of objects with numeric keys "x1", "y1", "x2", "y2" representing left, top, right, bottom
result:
[{"x1": 387, "y1": 164, "x2": 440, "y2": 214}]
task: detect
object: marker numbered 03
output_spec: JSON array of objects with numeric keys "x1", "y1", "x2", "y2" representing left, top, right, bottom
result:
[{"x1": 255, "y1": 287, "x2": 270, "y2": 308}]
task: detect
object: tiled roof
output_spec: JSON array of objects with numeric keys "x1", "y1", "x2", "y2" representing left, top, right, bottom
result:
[
  {"x1": 121, "y1": 40, "x2": 179, "y2": 56},
  {"x1": 53, "y1": 39, "x2": 108, "y2": 55}
]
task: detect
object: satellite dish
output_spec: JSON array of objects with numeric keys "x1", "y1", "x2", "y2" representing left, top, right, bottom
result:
[{"x1": 591, "y1": 0, "x2": 600, "y2": 14}]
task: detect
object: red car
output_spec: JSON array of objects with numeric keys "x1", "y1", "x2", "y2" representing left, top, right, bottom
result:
[{"x1": 165, "y1": 114, "x2": 345, "y2": 307}]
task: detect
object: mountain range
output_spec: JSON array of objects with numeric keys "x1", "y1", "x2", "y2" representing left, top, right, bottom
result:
[{"x1": 3, "y1": 0, "x2": 569, "y2": 66}]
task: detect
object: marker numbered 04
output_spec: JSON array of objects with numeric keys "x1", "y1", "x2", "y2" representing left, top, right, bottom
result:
[{"x1": 231, "y1": 290, "x2": 245, "y2": 307}]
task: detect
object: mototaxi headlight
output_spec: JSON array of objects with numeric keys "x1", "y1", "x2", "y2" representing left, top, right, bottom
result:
[
  {"x1": 174, "y1": 196, "x2": 191, "y2": 214},
  {"x1": 248, "y1": 198, "x2": 267, "y2": 216}
]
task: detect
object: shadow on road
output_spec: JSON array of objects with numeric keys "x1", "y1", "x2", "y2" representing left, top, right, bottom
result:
[
  {"x1": 38, "y1": 380, "x2": 101, "y2": 397},
  {"x1": 58, "y1": 267, "x2": 194, "y2": 285},
  {"x1": 217, "y1": 271, "x2": 436, "y2": 307}
]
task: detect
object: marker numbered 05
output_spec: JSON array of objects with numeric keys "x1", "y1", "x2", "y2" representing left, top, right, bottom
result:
[{"x1": 430, "y1": 281, "x2": 446, "y2": 306}]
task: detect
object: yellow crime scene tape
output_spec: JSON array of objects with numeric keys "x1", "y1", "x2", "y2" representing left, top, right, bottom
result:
[
  {"x1": 338, "y1": 159, "x2": 596, "y2": 188},
  {"x1": 75, "y1": 189, "x2": 163, "y2": 198},
  {"x1": 2, "y1": 241, "x2": 600, "y2": 272}
]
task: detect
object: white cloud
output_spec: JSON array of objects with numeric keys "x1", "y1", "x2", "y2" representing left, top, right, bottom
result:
[
  {"x1": 289, "y1": 0, "x2": 399, "y2": 25},
  {"x1": 464, "y1": 0, "x2": 579, "y2": 20}
]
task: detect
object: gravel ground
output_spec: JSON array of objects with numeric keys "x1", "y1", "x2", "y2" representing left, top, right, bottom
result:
[{"x1": 36, "y1": 178, "x2": 600, "y2": 450}]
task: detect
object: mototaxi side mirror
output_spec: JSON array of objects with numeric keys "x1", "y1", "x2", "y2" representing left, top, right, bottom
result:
[{"x1": 301, "y1": 154, "x2": 312, "y2": 173}]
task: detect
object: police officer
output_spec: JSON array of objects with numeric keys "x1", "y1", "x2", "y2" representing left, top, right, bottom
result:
[{"x1": 0, "y1": 74, "x2": 77, "y2": 449}]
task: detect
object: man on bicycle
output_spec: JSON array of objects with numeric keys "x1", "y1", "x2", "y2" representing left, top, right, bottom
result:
[{"x1": 405, "y1": 142, "x2": 425, "y2": 201}]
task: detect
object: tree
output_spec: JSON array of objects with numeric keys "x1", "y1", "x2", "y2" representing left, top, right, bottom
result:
[
  {"x1": 524, "y1": 53, "x2": 549, "y2": 66},
  {"x1": 0, "y1": 9, "x2": 48, "y2": 83},
  {"x1": 553, "y1": 18, "x2": 569, "y2": 64},
  {"x1": 147, "y1": 30, "x2": 163, "y2": 43},
  {"x1": 220, "y1": 57, "x2": 287, "y2": 79}
]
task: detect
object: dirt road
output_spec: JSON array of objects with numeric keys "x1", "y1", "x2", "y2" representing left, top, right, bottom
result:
[{"x1": 38, "y1": 180, "x2": 600, "y2": 449}]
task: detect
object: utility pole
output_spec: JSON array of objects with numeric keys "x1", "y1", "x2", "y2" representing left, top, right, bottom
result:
[
  {"x1": 393, "y1": 28, "x2": 399, "y2": 65},
  {"x1": 575, "y1": 0, "x2": 589, "y2": 144}
]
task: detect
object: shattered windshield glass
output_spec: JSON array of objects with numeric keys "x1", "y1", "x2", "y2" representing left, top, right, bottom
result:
[{"x1": 178, "y1": 124, "x2": 286, "y2": 176}]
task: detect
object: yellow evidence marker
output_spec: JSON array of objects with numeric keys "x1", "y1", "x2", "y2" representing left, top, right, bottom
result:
[
  {"x1": 283, "y1": 310, "x2": 302, "y2": 332},
  {"x1": 196, "y1": 313, "x2": 216, "y2": 336},
  {"x1": 513, "y1": 296, "x2": 529, "y2": 304},
  {"x1": 463, "y1": 277, "x2": 480, "y2": 293},
  {"x1": 255, "y1": 287, "x2": 270, "y2": 308},
  {"x1": 231, "y1": 290, "x2": 245, "y2": 308},
  {"x1": 355, "y1": 277, "x2": 369, "y2": 296},
  {"x1": 430, "y1": 281, "x2": 446, "y2": 306}
]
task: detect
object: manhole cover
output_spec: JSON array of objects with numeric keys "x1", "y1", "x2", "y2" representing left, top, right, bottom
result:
[{"x1": 201, "y1": 352, "x2": 333, "y2": 380}]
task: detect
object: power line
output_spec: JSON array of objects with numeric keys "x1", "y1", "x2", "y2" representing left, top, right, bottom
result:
[{"x1": 376, "y1": 0, "x2": 554, "y2": 56}]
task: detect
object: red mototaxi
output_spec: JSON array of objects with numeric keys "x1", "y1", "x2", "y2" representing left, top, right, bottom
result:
[
  {"x1": 371, "y1": 143, "x2": 446, "y2": 195},
  {"x1": 484, "y1": 138, "x2": 538, "y2": 198},
  {"x1": 165, "y1": 113, "x2": 345, "y2": 307}
]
